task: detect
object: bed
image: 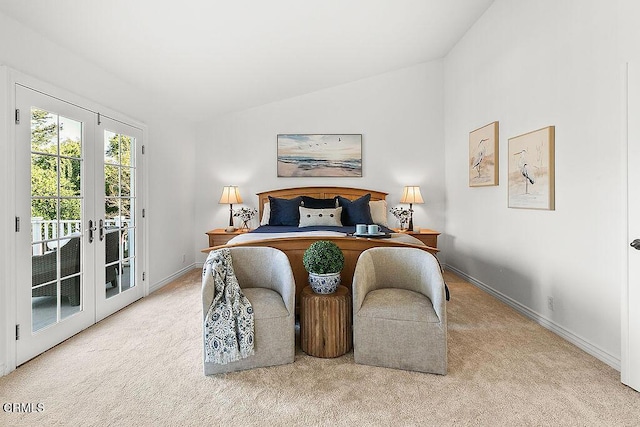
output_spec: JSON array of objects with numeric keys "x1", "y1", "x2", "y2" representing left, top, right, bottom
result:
[{"x1": 201, "y1": 186, "x2": 438, "y2": 311}]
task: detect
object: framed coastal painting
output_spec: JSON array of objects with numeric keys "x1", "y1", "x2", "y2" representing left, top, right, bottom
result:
[
  {"x1": 277, "y1": 134, "x2": 362, "y2": 177},
  {"x1": 508, "y1": 126, "x2": 555, "y2": 210},
  {"x1": 469, "y1": 121, "x2": 499, "y2": 187}
]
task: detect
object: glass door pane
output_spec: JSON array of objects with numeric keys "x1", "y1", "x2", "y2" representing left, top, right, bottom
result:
[
  {"x1": 30, "y1": 109, "x2": 84, "y2": 331},
  {"x1": 104, "y1": 131, "x2": 136, "y2": 299}
]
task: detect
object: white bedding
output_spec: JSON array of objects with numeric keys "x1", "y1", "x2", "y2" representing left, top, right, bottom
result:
[{"x1": 228, "y1": 230, "x2": 425, "y2": 246}]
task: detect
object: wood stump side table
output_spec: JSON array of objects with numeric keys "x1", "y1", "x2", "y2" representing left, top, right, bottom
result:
[{"x1": 300, "y1": 285, "x2": 352, "y2": 358}]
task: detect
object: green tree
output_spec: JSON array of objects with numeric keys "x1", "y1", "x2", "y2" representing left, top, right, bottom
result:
[
  {"x1": 30, "y1": 110, "x2": 133, "y2": 226},
  {"x1": 104, "y1": 133, "x2": 133, "y2": 220},
  {"x1": 30, "y1": 109, "x2": 82, "y2": 222}
]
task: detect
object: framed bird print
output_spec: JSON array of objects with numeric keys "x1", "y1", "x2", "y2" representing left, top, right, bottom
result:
[
  {"x1": 469, "y1": 121, "x2": 499, "y2": 187},
  {"x1": 508, "y1": 126, "x2": 555, "y2": 210}
]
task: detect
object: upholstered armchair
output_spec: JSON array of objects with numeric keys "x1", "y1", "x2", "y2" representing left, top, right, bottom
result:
[
  {"x1": 352, "y1": 247, "x2": 447, "y2": 374},
  {"x1": 32, "y1": 235, "x2": 81, "y2": 306},
  {"x1": 202, "y1": 247, "x2": 296, "y2": 375}
]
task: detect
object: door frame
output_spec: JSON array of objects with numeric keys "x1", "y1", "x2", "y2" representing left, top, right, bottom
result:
[
  {"x1": 1, "y1": 67, "x2": 149, "y2": 375},
  {"x1": 1, "y1": 66, "x2": 12, "y2": 376},
  {"x1": 622, "y1": 62, "x2": 640, "y2": 391}
]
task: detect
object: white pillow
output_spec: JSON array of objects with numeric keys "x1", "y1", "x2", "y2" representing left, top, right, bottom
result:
[
  {"x1": 298, "y1": 207, "x2": 343, "y2": 227},
  {"x1": 260, "y1": 202, "x2": 270, "y2": 225},
  {"x1": 369, "y1": 200, "x2": 388, "y2": 227}
]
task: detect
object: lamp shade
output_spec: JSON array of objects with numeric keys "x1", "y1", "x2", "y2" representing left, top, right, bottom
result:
[
  {"x1": 219, "y1": 186, "x2": 243, "y2": 204},
  {"x1": 400, "y1": 186, "x2": 424, "y2": 204}
]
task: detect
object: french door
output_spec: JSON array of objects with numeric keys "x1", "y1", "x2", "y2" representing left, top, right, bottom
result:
[
  {"x1": 95, "y1": 115, "x2": 144, "y2": 322},
  {"x1": 15, "y1": 85, "x2": 144, "y2": 364},
  {"x1": 624, "y1": 63, "x2": 640, "y2": 392}
]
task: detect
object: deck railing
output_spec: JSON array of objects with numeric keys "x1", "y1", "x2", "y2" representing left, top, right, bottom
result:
[{"x1": 31, "y1": 217, "x2": 130, "y2": 255}]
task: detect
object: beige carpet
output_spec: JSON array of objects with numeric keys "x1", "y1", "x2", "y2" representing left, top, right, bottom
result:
[{"x1": 1, "y1": 269, "x2": 638, "y2": 426}]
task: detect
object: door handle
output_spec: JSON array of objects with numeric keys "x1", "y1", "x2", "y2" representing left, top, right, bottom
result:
[
  {"x1": 631, "y1": 239, "x2": 640, "y2": 250},
  {"x1": 99, "y1": 219, "x2": 104, "y2": 242},
  {"x1": 88, "y1": 219, "x2": 96, "y2": 243}
]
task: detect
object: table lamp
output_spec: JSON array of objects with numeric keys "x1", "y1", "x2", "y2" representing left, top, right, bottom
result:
[
  {"x1": 400, "y1": 186, "x2": 424, "y2": 232},
  {"x1": 219, "y1": 185, "x2": 243, "y2": 232}
]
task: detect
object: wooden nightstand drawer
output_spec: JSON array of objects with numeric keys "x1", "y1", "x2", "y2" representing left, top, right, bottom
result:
[
  {"x1": 392, "y1": 228, "x2": 439, "y2": 249},
  {"x1": 205, "y1": 228, "x2": 250, "y2": 247}
]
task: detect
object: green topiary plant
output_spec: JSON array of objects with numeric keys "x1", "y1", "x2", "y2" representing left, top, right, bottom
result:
[{"x1": 303, "y1": 240, "x2": 345, "y2": 275}]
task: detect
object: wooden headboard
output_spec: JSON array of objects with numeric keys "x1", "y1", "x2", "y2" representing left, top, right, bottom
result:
[{"x1": 256, "y1": 186, "x2": 388, "y2": 219}]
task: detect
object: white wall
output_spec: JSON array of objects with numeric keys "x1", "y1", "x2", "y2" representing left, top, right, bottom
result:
[
  {"x1": 0, "y1": 11, "x2": 196, "y2": 373},
  {"x1": 444, "y1": 0, "x2": 634, "y2": 367},
  {"x1": 194, "y1": 61, "x2": 445, "y2": 261},
  {"x1": 145, "y1": 118, "x2": 197, "y2": 289}
]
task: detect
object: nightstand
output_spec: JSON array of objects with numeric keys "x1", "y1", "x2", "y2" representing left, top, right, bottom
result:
[
  {"x1": 392, "y1": 228, "x2": 440, "y2": 248},
  {"x1": 205, "y1": 228, "x2": 250, "y2": 247}
]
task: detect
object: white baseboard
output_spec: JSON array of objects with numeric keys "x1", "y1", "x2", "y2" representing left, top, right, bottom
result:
[
  {"x1": 0, "y1": 363, "x2": 6, "y2": 376},
  {"x1": 445, "y1": 265, "x2": 621, "y2": 371},
  {"x1": 148, "y1": 263, "x2": 197, "y2": 294}
]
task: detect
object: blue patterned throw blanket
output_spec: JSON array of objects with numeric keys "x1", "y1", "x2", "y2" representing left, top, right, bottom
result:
[{"x1": 203, "y1": 248, "x2": 255, "y2": 364}]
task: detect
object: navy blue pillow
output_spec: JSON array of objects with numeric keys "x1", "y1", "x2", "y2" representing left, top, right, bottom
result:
[
  {"x1": 336, "y1": 194, "x2": 373, "y2": 225},
  {"x1": 301, "y1": 196, "x2": 337, "y2": 209},
  {"x1": 268, "y1": 196, "x2": 303, "y2": 226}
]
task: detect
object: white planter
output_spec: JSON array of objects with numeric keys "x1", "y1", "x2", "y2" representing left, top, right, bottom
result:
[{"x1": 308, "y1": 272, "x2": 341, "y2": 294}]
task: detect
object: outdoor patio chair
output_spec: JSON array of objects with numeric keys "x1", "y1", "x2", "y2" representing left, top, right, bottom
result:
[
  {"x1": 105, "y1": 230, "x2": 120, "y2": 288},
  {"x1": 32, "y1": 235, "x2": 81, "y2": 306}
]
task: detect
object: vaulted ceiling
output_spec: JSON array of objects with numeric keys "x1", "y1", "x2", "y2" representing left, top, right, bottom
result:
[{"x1": 0, "y1": 0, "x2": 494, "y2": 120}]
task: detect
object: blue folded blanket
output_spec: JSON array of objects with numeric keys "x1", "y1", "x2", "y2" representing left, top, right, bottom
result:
[{"x1": 250, "y1": 225, "x2": 394, "y2": 234}]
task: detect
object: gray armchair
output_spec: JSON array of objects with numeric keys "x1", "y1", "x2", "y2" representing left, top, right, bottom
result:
[
  {"x1": 202, "y1": 247, "x2": 296, "y2": 375},
  {"x1": 352, "y1": 247, "x2": 447, "y2": 374},
  {"x1": 32, "y1": 236, "x2": 81, "y2": 306}
]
